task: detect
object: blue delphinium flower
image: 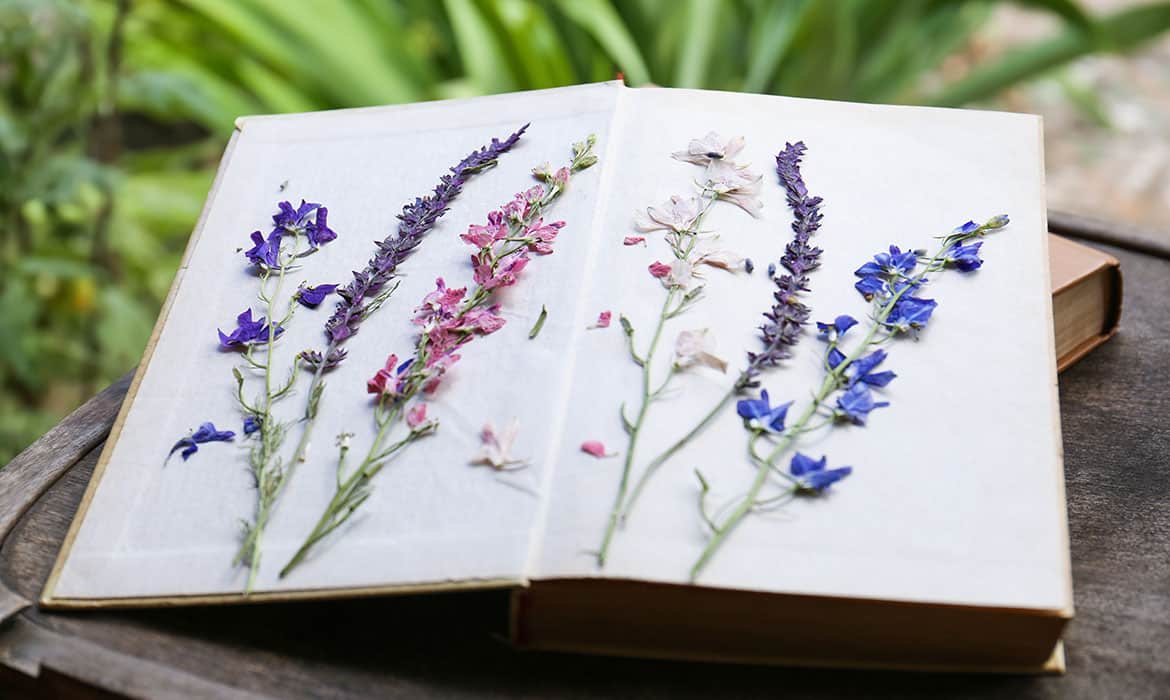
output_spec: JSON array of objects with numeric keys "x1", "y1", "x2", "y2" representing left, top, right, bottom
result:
[
  {"x1": 736, "y1": 389, "x2": 792, "y2": 432},
  {"x1": 272, "y1": 199, "x2": 319, "y2": 232},
  {"x1": 885, "y1": 296, "x2": 937, "y2": 335},
  {"x1": 944, "y1": 240, "x2": 984, "y2": 271},
  {"x1": 296, "y1": 283, "x2": 339, "y2": 308},
  {"x1": 846, "y1": 349, "x2": 896, "y2": 387},
  {"x1": 217, "y1": 309, "x2": 283, "y2": 348},
  {"x1": 305, "y1": 206, "x2": 337, "y2": 248},
  {"x1": 816, "y1": 314, "x2": 857, "y2": 341},
  {"x1": 243, "y1": 416, "x2": 261, "y2": 435},
  {"x1": 834, "y1": 382, "x2": 890, "y2": 425},
  {"x1": 855, "y1": 245, "x2": 917, "y2": 278},
  {"x1": 169, "y1": 421, "x2": 235, "y2": 461},
  {"x1": 789, "y1": 452, "x2": 852, "y2": 493}
]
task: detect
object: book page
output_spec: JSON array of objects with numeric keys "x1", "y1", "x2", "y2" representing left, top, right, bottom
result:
[
  {"x1": 533, "y1": 87, "x2": 1071, "y2": 612},
  {"x1": 49, "y1": 83, "x2": 623, "y2": 602}
]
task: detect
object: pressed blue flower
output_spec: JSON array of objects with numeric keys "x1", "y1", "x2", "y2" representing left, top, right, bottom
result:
[
  {"x1": 885, "y1": 296, "x2": 938, "y2": 334},
  {"x1": 305, "y1": 206, "x2": 337, "y2": 248},
  {"x1": 827, "y1": 346, "x2": 846, "y2": 369},
  {"x1": 244, "y1": 230, "x2": 282, "y2": 269},
  {"x1": 736, "y1": 389, "x2": 793, "y2": 433},
  {"x1": 816, "y1": 314, "x2": 857, "y2": 340},
  {"x1": 790, "y1": 452, "x2": 853, "y2": 493},
  {"x1": 848, "y1": 349, "x2": 896, "y2": 387},
  {"x1": 945, "y1": 241, "x2": 983, "y2": 272},
  {"x1": 744, "y1": 258, "x2": 754, "y2": 274},
  {"x1": 243, "y1": 416, "x2": 261, "y2": 435},
  {"x1": 767, "y1": 262, "x2": 776, "y2": 277},
  {"x1": 835, "y1": 382, "x2": 889, "y2": 425},
  {"x1": 855, "y1": 245, "x2": 917, "y2": 279},
  {"x1": 296, "y1": 283, "x2": 339, "y2": 308},
  {"x1": 952, "y1": 220, "x2": 979, "y2": 236},
  {"x1": 169, "y1": 421, "x2": 235, "y2": 461},
  {"x1": 218, "y1": 309, "x2": 283, "y2": 348},
  {"x1": 854, "y1": 275, "x2": 886, "y2": 300}
]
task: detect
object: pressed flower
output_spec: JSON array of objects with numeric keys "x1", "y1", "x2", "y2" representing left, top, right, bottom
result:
[
  {"x1": 296, "y1": 283, "x2": 338, "y2": 308},
  {"x1": 885, "y1": 296, "x2": 938, "y2": 334},
  {"x1": 735, "y1": 390, "x2": 792, "y2": 433},
  {"x1": 673, "y1": 329, "x2": 727, "y2": 373},
  {"x1": 168, "y1": 422, "x2": 235, "y2": 461},
  {"x1": 623, "y1": 236, "x2": 646, "y2": 246},
  {"x1": 704, "y1": 159, "x2": 763, "y2": 216},
  {"x1": 366, "y1": 354, "x2": 411, "y2": 397},
  {"x1": 305, "y1": 206, "x2": 337, "y2": 248},
  {"x1": 846, "y1": 349, "x2": 896, "y2": 387},
  {"x1": 647, "y1": 261, "x2": 672, "y2": 279},
  {"x1": 581, "y1": 440, "x2": 615, "y2": 458},
  {"x1": 671, "y1": 131, "x2": 745, "y2": 166},
  {"x1": 471, "y1": 419, "x2": 524, "y2": 470},
  {"x1": 406, "y1": 403, "x2": 429, "y2": 429},
  {"x1": 816, "y1": 314, "x2": 858, "y2": 341},
  {"x1": 944, "y1": 241, "x2": 984, "y2": 272},
  {"x1": 693, "y1": 242, "x2": 746, "y2": 272},
  {"x1": 243, "y1": 416, "x2": 261, "y2": 435},
  {"x1": 789, "y1": 453, "x2": 852, "y2": 493},
  {"x1": 835, "y1": 379, "x2": 890, "y2": 425},
  {"x1": 590, "y1": 311, "x2": 612, "y2": 329},
  {"x1": 635, "y1": 195, "x2": 702, "y2": 233},
  {"x1": 244, "y1": 230, "x2": 282, "y2": 269},
  {"x1": 217, "y1": 309, "x2": 282, "y2": 348}
]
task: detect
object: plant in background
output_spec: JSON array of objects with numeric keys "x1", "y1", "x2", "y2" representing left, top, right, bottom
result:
[
  {"x1": 280, "y1": 135, "x2": 598, "y2": 577},
  {"x1": 218, "y1": 199, "x2": 339, "y2": 593},
  {"x1": 595, "y1": 132, "x2": 759, "y2": 567},
  {"x1": 689, "y1": 214, "x2": 1010, "y2": 580}
]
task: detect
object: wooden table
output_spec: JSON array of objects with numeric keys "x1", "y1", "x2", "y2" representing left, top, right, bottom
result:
[{"x1": 2, "y1": 212, "x2": 1167, "y2": 699}]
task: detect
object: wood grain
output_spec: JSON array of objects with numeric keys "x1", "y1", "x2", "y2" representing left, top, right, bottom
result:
[{"x1": 1, "y1": 226, "x2": 1167, "y2": 699}]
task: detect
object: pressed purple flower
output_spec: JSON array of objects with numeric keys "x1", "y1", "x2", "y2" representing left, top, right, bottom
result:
[
  {"x1": 244, "y1": 230, "x2": 282, "y2": 269},
  {"x1": 835, "y1": 383, "x2": 889, "y2": 425},
  {"x1": 273, "y1": 199, "x2": 319, "y2": 232},
  {"x1": 736, "y1": 389, "x2": 792, "y2": 433},
  {"x1": 296, "y1": 283, "x2": 338, "y2": 308},
  {"x1": 789, "y1": 452, "x2": 852, "y2": 493},
  {"x1": 169, "y1": 421, "x2": 235, "y2": 461},
  {"x1": 303, "y1": 125, "x2": 528, "y2": 373},
  {"x1": 218, "y1": 309, "x2": 282, "y2": 348},
  {"x1": 855, "y1": 245, "x2": 917, "y2": 279},
  {"x1": 305, "y1": 206, "x2": 337, "y2": 248},
  {"x1": 743, "y1": 142, "x2": 824, "y2": 385},
  {"x1": 243, "y1": 416, "x2": 261, "y2": 435}
]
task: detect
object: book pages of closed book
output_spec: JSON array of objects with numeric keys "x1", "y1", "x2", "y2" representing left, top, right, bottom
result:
[{"x1": 46, "y1": 82, "x2": 1070, "y2": 617}]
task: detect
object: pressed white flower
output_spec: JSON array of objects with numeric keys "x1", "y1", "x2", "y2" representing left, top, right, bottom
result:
[
  {"x1": 635, "y1": 195, "x2": 701, "y2": 233},
  {"x1": 471, "y1": 418, "x2": 525, "y2": 470},
  {"x1": 673, "y1": 328, "x2": 728, "y2": 373},
  {"x1": 672, "y1": 132, "x2": 745, "y2": 166},
  {"x1": 693, "y1": 240, "x2": 746, "y2": 272},
  {"x1": 704, "y1": 160, "x2": 763, "y2": 217}
]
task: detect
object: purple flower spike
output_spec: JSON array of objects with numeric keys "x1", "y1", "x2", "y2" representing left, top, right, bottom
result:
[
  {"x1": 743, "y1": 142, "x2": 824, "y2": 385},
  {"x1": 304, "y1": 125, "x2": 528, "y2": 373}
]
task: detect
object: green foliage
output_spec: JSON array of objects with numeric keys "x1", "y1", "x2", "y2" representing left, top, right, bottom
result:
[{"x1": 2, "y1": 0, "x2": 1170, "y2": 463}]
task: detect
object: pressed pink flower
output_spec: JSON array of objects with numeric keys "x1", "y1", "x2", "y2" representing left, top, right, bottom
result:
[
  {"x1": 581, "y1": 440, "x2": 615, "y2": 458},
  {"x1": 705, "y1": 160, "x2": 763, "y2": 217},
  {"x1": 672, "y1": 132, "x2": 745, "y2": 166},
  {"x1": 422, "y1": 352, "x2": 460, "y2": 393},
  {"x1": 406, "y1": 402, "x2": 428, "y2": 429},
  {"x1": 471, "y1": 419, "x2": 524, "y2": 470},
  {"x1": 460, "y1": 305, "x2": 507, "y2": 335},
  {"x1": 553, "y1": 167, "x2": 571, "y2": 186},
  {"x1": 415, "y1": 277, "x2": 466, "y2": 327},
  {"x1": 623, "y1": 236, "x2": 646, "y2": 246},
  {"x1": 481, "y1": 253, "x2": 529, "y2": 290},
  {"x1": 589, "y1": 310, "x2": 612, "y2": 329},
  {"x1": 635, "y1": 195, "x2": 701, "y2": 233},
  {"x1": 461, "y1": 221, "x2": 507, "y2": 248},
  {"x1": 367, "y1": 353, "x2": 410, "y2": 396},
  {"x1": 648, "y1": 261, "x2": 672, "y2": 278},
  {"x1": 524, "y1": 218, "x2": 565, "y2": 255}
]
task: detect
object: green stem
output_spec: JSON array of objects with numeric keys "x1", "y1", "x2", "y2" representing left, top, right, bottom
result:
[
  {"x1": 689, "y1": 250, "x2": 951, "y2": 580},
  {"x1": 597, "y1": 289, "x2": 677, "y2": 566}
]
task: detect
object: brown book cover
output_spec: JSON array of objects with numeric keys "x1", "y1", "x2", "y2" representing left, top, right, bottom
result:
[{"x1": 1049, "y1": 234, "x2": 1123, "y2": 372}]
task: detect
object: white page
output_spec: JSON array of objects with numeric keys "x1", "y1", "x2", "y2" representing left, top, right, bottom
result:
[
  {"x1": 52, "y1": 83, "x2": 622, "y2": 600},
  {"x1": 534, "y1": 87, "x2": 1071, "y2": 612}
]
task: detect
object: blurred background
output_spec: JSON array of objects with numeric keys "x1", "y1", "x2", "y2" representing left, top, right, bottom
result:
[{"x1": 1, "y1": 0, "x2": 1168, "y2": 464}]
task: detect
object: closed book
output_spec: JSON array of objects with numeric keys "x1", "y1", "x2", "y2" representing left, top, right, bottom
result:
[{"x1": 1048, "y1": 234, "x2": 1122, "y2": 372}]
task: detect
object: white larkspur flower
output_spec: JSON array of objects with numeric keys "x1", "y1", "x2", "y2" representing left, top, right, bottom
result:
[
  {"x1": 704, "y1": 160, "x2": 763, "y2": 217},
  {"x1": 672, "y1": 132, "x2": 746, "y2": 166},
  {"x1": 635, "y1": 195, "x2": 702, "y2": 233},
  {"x1": 471, "y1": 418, "x2": 525, "y2": 470},
  {"x1": 693, "y1": 240, "x2": 746, "y2": 272},
  {"x1": 673, "y1": 328, "x2": 728, "y2": 373}
]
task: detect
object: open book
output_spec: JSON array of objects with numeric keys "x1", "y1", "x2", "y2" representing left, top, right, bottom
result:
[{"x1": 44, "y1": 82, "x2": 1071, "y2": 673}]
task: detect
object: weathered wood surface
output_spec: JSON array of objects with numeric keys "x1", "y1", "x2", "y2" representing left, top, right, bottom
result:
[{"x1": 2, "y1": 215, "x2": 1168, "y2": 699}]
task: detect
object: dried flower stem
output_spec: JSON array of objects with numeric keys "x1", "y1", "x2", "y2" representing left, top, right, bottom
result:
[
  {"x1": 690, "y1": 221, "x2": 1003, "y2": 580},
  {"x1": 281, "y1": 136, "x2": 598, "y2": 577}
]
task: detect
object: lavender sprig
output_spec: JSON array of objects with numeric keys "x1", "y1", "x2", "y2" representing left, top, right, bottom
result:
[
  {"x1": 690, "y1": 215, "x2": 1010, "y2": 580},
  {"x1": 615, "y1": 143, "x2": 825, "y2": 530},
  {"x1": 283, "y1": 127, "x2": 527, "y2": 488}
]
